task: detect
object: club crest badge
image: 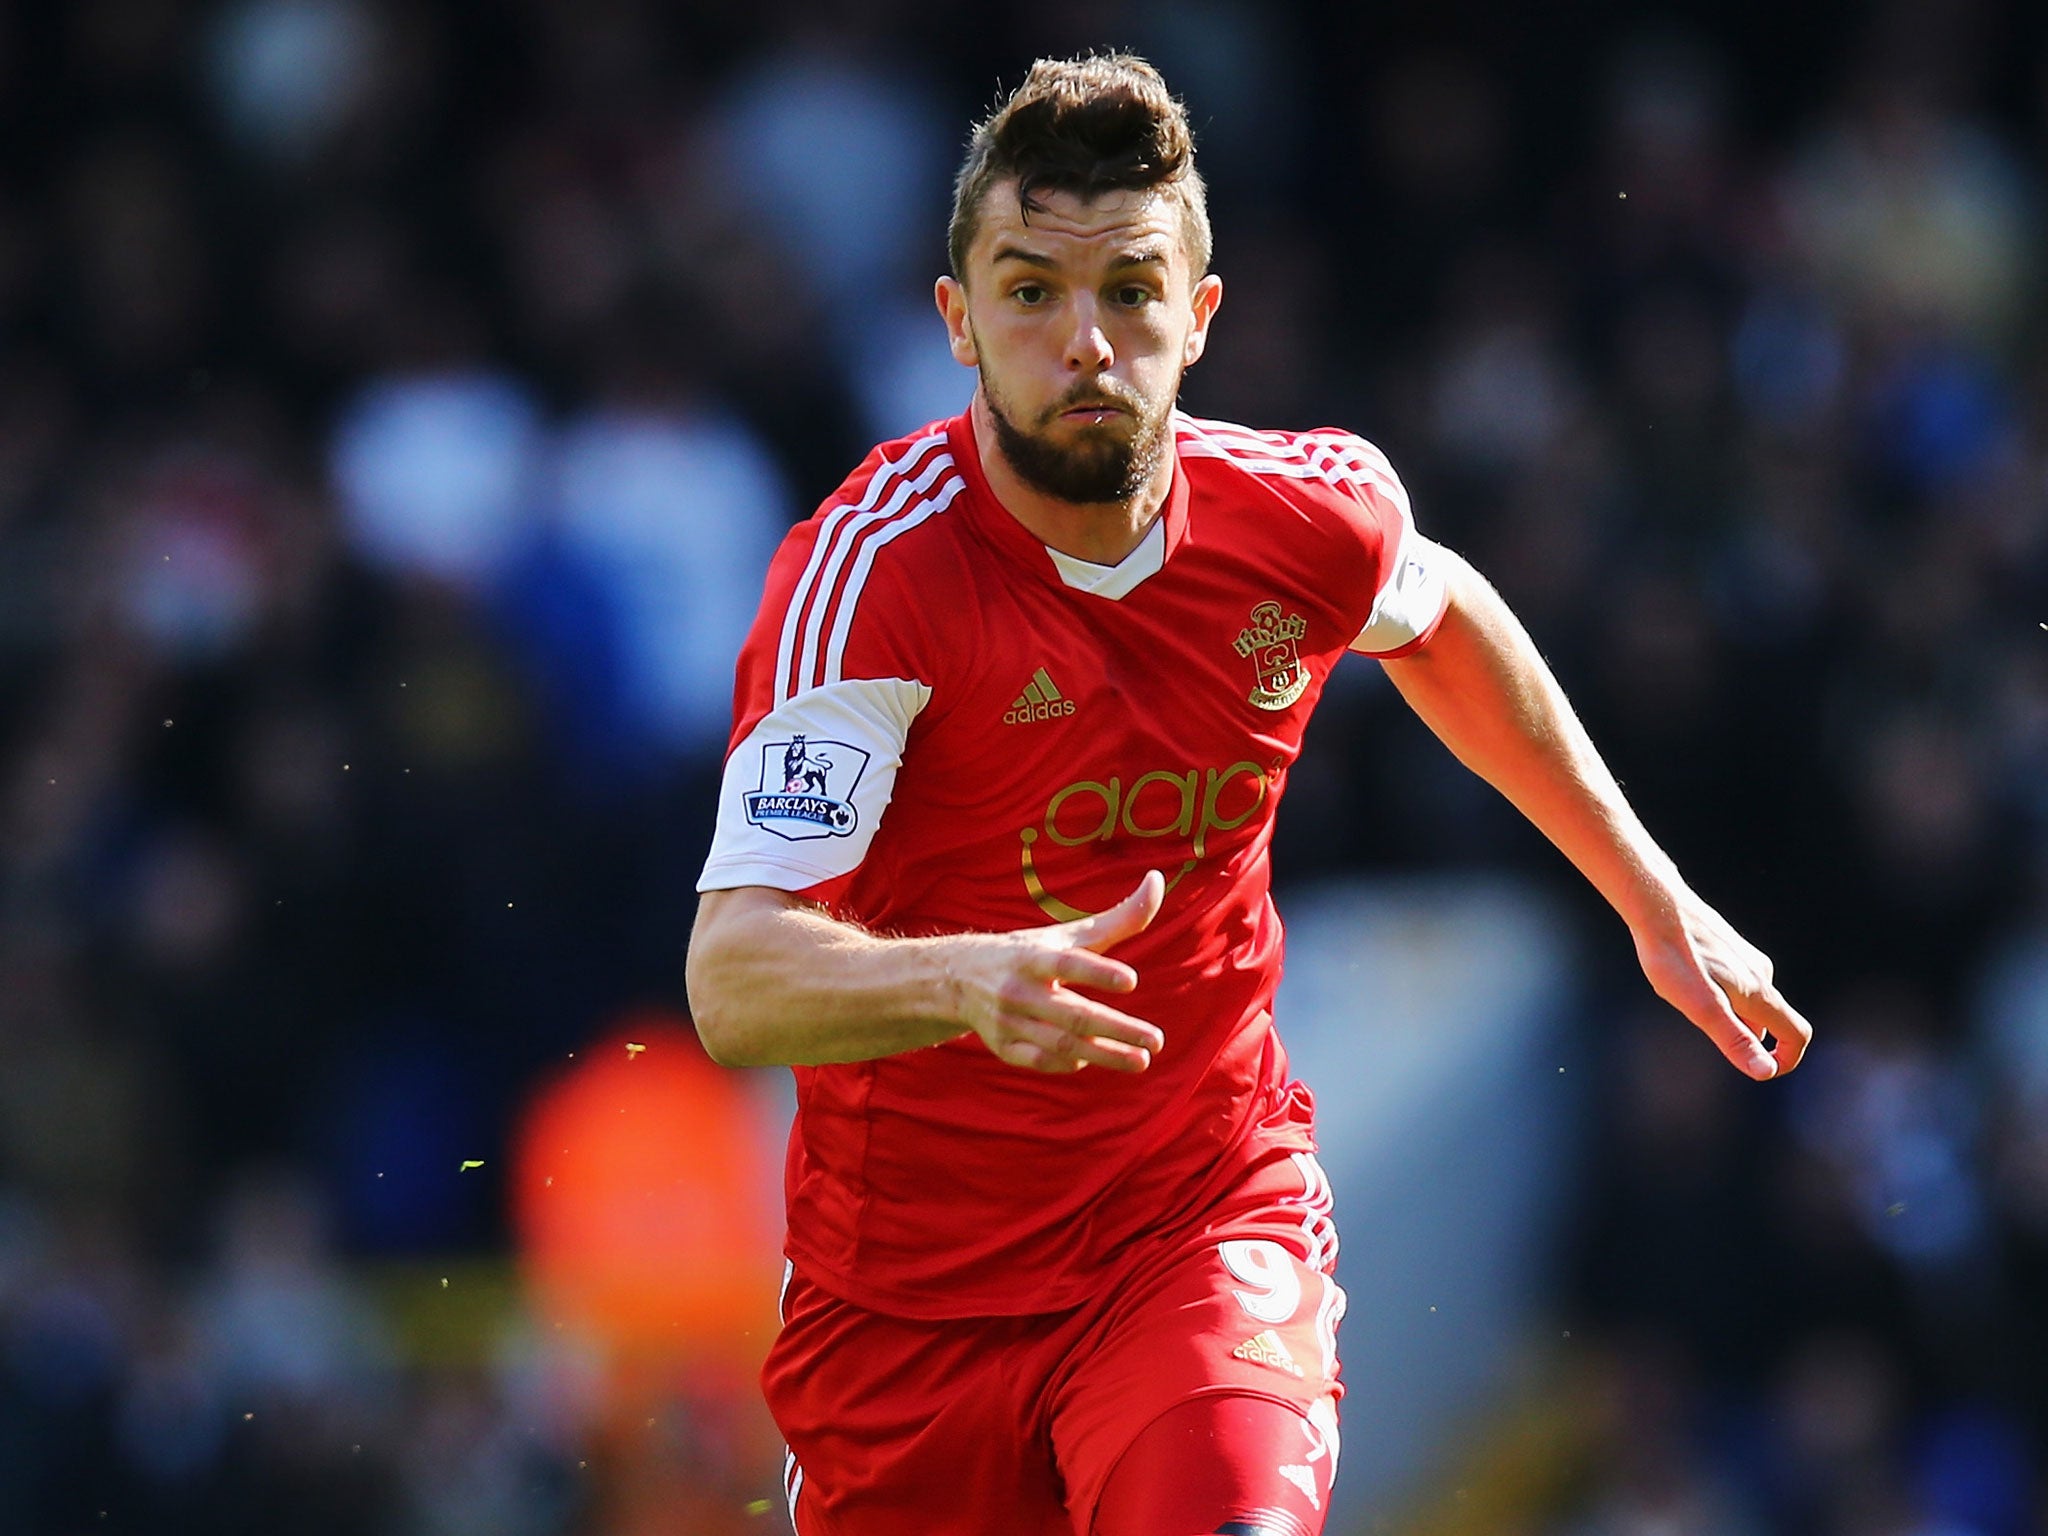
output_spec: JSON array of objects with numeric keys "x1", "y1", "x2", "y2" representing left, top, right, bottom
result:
[
  {"x1": 743, "y1": 734, "x2": 869, "y2": 841},
  {"x1": 1235, "y1": 599, "x2": 1310, "y2": 710}
]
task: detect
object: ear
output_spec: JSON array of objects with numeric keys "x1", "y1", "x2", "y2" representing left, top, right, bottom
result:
[
  {"x1": 935, "y1": 276, "x2": 978, "y2": 367},
  {"x1": 1182, "y1": 273, "x2": 1223, "y2": 367}
]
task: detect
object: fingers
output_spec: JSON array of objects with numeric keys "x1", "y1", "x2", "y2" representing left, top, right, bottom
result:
[
  {"x1": 986, "y1": 975, "x2": 1164, "y2": 1073},
  {"x1": 1653, "y1": 960, "x2": 1778, "y2": 1080},
  {"x1": 1734, "y1": 979, "x2": 1814, "y2": 1076},
  {"x1": 996, "y1": 1015, "x2": 1153, "y2": 1073},
  {"x1": 993, "y1": 1010, "x2": 1157, "y2": 1072},
  {"x1": 1066, "y1": 870, "x2": 1166, "y2": 954},
  {"x1": 1639, "y1": 914, "x2": 1812, "y2": 1082},
  {"x1": 1702, "y1": 1006, "x2": 1778, "y2": 1081},
  {"x1": 1030, "y1": 946, "x2": 1138, "y2": 994},
  {"x1": 963, "y1": 874, "x2": 1169, "y2": 1075},
  {"x1": 1010, "y1": 982, "x2": 1164, "y2": 1057},
  {"x1": 1679, "y1": 973, "x2": 1818, "y2": 1081},
  {"x1": 1699, "y1": 940, "x2": 1813, "y2": 1078}
]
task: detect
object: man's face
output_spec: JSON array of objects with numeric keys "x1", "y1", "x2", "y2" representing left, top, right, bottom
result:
[{"x1": 937, "y1": 183, "x2": 1222, "y2": 505}]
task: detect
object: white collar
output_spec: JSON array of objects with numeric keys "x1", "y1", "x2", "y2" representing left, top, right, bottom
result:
[{"x1": 1042, "y1": 516, "x2": 1165, "y2": 600}]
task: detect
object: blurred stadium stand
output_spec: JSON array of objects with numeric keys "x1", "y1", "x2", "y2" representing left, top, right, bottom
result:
[{"x1": 1, "y1": 1, "x2": 2045, "y2": 1531}]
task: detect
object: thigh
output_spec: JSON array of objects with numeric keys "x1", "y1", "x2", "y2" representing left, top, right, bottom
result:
[
  {"x1": 1051, "y1": 1152, "x2": 1347, "y2": 1536},
  {"x1": 763, "y1": 1265, "x2": 1073, "y2": 1536},
  {"x1": 1090, "y1": 1394, "x2": 1332, "y2": 1536}
]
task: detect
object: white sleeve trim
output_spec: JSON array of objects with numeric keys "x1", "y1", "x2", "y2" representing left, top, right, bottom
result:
[
  {"x1": 1350, "y1": 532, "x2": 1451, "y2": 655},
  {"x1": 697, "y1": 675, "x2": 931, "y2": 893}
]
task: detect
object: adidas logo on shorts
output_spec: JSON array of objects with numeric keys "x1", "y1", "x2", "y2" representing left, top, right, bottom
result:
[
  {"x1": 1279, "y1": 1462, "x2": 1321, "y2": 1510},
  {"x1": 1004, "y1": 667, "x2": 1077, "y2": 725},
  {"x1": 1231, "y1": 1329, "x2": 1305, "y2": 1378}
]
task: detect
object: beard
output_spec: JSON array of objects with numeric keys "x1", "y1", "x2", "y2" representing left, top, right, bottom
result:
[{"x1": 981, "y1": 370, "x2": 1177, "y2": 505}]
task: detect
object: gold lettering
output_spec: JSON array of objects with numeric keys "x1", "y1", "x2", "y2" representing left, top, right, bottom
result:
[
  {"x1": 1019, "y1": 827, "x2": 1091, "y2": 920},
  {"x1": 1022, "y1": 760, "x2": 1270, "y2": 918},
  {"x1": 1121, "y1": 770, "x2": 1198, "y2": 839},
  {"x1": 1196, "y1": 761, "x2": 1268, "y2": 856},
  {"x1": 1019, "y1": 825, "x2": 1201, "y2": 921},
  {"x1": 1045, "y1": 778, "x2": 1119, "y2": 846}
]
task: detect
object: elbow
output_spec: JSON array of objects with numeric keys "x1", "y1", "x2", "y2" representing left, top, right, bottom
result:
[
  {"x1": 685, "y1": 910, "x2": 730, "y2": 1065},
  {"x1": 691, "y1": 1007, "x2": 756, "y2": 1068},
  {"x1": 686, "y1": 888, "x2": 805, "y2": 1069},
  {"x1": 689, "y1": 993, "x2": 770, "y2": 1068},
  {"x1": 685, "y1": 942, "x2": 769, "y2": 1068},
  {"x1": 685, "y1": 963, "x2": 752, "y2": 1067}
]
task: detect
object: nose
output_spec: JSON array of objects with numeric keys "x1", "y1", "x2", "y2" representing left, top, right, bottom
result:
[{"x1": 1063, "y1": 295, "x2": 1113, "y2": 374}]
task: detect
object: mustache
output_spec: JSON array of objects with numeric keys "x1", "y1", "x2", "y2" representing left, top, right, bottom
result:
[{"x1": 1043, "y1": 383, "x2": 1143, "y2": 421}]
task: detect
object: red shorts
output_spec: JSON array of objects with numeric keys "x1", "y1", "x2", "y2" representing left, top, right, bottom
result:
[{"x1": 762, "y1": 1148, "x2": 1346, "y2": 1535}]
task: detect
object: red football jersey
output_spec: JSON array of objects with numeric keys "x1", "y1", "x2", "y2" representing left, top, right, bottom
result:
[{"x1": 699, "y1": 409, "x2": 1448, "y2": 1319}]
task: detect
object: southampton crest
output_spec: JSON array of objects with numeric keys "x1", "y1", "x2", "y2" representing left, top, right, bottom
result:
[
  {"x1": 1234, "y1": 600, "x2": 1310, "y2": 710},
  {"x1": 743, "y1": 734, "x2": 870, "y2": 841}
]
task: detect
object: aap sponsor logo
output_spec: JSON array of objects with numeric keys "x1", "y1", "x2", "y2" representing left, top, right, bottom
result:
[
  {"x1": 1015, "y1": 758, "x2": 1276, "y2": 920},
  {"x1": 743, "y1": 734, "x2": 868, "y2": 841}
]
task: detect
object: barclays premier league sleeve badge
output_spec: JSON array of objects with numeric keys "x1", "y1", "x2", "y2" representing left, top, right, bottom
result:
[{"x1": 743, "y1": 735, "x2": 870, "y2": 841}]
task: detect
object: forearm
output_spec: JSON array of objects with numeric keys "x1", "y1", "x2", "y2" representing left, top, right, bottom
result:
[
  {"x1": 687, "y1": 877, "x2": 1168, "y2": 1075},
  {"x1": 685, "y1": 889, "x2": 964, "y2": 1067},
  {"x1": 1378, "y1": 551, "x2": 1685, "y2": 929}
]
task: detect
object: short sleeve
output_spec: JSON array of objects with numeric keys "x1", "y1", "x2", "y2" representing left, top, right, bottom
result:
[
  {"x1": 696, "y1": 441, "x2": 958, "y2": 895},
  {"x1": 1323, "y1": 436, "x2": 1449, "y2": 658},
  {"x1": 696, "y1": 674, "x2": 930, "y2": 894},
  {"x1": 1351, "y1": 532, "x2": 1451, "y2": 657}
]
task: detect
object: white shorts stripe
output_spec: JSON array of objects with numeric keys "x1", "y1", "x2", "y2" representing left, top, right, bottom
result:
[
  {"x1": 784, "y1": 1448, "x2": 805, "y2": 1529},
  {"x1": 1313, "y1": 1265, "x2": 1347, "y2": 1384},
  {"x1": 1287, "y1": 1150, "x2": 1340, "y2": 1272}
]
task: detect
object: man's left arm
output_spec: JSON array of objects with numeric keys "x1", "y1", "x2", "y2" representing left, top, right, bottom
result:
[{"x1": 1377, "y1": 544, "x2": 1812, "y2": 1079}]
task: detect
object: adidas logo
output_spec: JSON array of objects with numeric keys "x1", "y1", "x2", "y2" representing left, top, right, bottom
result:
[
  {"x1": 1003, "y1": 667, "x2": 1077, "y2": 725},
  {"x1": 1231, "y1": 1329, "x2": 1305, "y2": 1378},
  {"x1": 1278, "y1": 1463, "x2": 1320, "y2": 1510}
]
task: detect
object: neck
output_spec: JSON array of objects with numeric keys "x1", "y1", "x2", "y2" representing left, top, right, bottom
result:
[{"x1": 970, "y1": 392, "x2": 1174, "y2": 565}]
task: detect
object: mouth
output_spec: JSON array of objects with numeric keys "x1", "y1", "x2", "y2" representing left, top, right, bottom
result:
[{"x1": 1057, "y1": 402, "x2": 1127, "y2": 425}]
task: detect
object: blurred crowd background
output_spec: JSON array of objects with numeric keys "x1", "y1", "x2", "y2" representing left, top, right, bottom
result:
[{"x1": 1, "y1": 0, "x2": 2046, "y2": 1532}]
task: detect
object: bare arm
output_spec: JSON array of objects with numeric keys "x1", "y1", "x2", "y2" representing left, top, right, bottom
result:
[
  {"x1": 685, "y1": 874, "x2": 1168, "y2": 1074},
  {"x1": 1378, "y1": 546, "x2": 1812, "y2": 1079}
]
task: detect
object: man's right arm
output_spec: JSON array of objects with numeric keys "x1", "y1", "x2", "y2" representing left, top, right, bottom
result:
[{"x1": 685, "y1": 876, "x2": 1169, "y2": 1074}]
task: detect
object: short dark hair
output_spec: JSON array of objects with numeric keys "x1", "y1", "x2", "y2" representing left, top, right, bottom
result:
[{"x1": 948, "y1": 53, "x2": 1211, "y2": 282}]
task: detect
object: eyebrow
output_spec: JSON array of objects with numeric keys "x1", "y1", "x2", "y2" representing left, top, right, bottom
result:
[
  {"x1": 988, "y1": 244, "x2": 1172, "y2": 271},
  {"x1": 990, "y1": 245, "x2": 1058, "y2": 269}
]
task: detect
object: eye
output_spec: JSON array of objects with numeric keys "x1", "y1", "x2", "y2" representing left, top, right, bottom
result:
[
  {"x1": 1012, "y1": 284, "x2": 1048, "y2": 306},
  {"x1": 1114, "y1": 284, "x2": 1156, "y2": 308}
]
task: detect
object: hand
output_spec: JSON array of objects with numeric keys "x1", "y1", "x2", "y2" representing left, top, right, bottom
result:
[
  {"x1": 939, "y1": 871, "x2": 1167, "y2": 1074},
  {"x1": 1631, "y1": 888, "x2": 1812, "y2": 1080}
]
